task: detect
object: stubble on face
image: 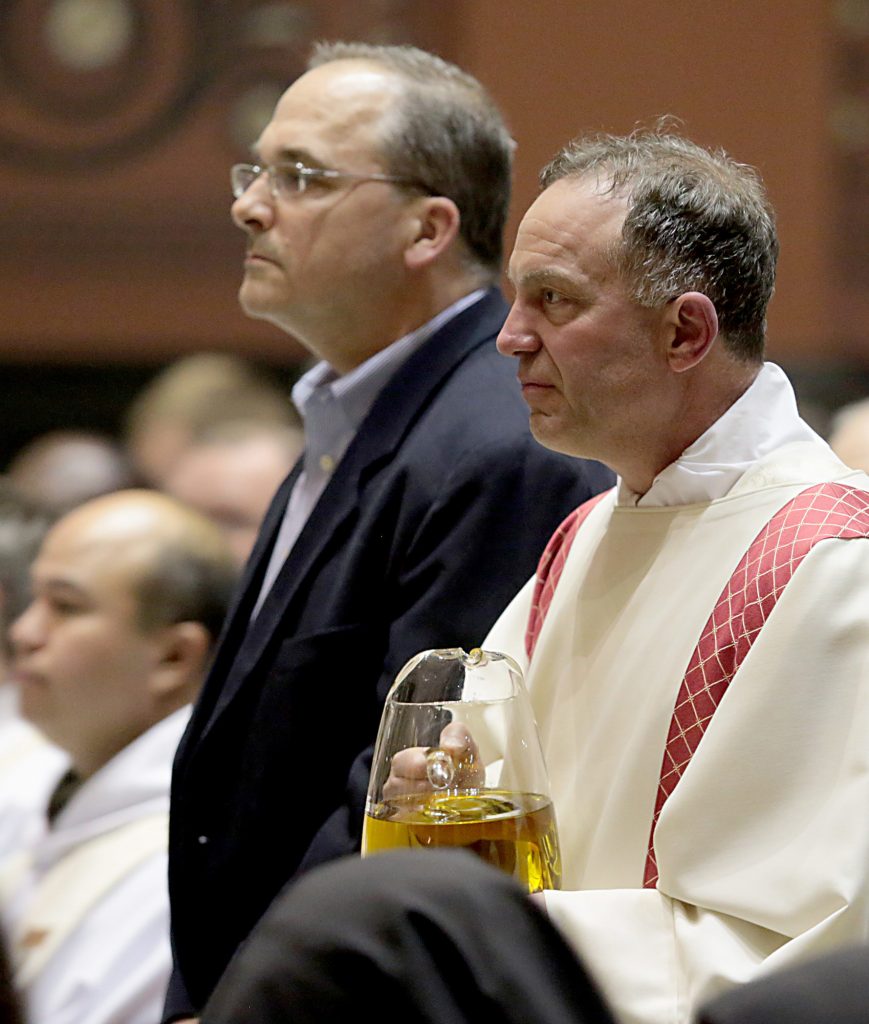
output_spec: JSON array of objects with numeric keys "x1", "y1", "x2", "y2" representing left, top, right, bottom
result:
[
  {"x1": 502, "y1": 178, "x2": 668, "y2": 469},
  {"x1": 233, "y1": 62, "x2": 413, "y2": 363}
]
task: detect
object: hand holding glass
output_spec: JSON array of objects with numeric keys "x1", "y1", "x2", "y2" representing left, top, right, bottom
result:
[{"x1": 362, "y1": 647, "x2": 561, "y2": 893}]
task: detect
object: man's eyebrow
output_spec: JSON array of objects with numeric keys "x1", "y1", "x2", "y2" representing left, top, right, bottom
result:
[
  {"x1": 510, "y1": 267, "x2": 583, "y2": 292},
  {"x1": 250, "y1": 146, "x2": 324, "y2": 168},
  {"x1": 36, "y1": 577, "x2": 89, "y2": 600}
]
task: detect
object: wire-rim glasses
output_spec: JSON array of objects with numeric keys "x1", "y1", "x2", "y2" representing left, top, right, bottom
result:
[{"x1": 231, "y1": 161, "x2": 434, "y2": 200}]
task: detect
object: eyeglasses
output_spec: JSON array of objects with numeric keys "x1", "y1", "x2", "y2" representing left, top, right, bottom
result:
[{"x1": 230, "y1": 161, "x2": 433, "y2": 200}]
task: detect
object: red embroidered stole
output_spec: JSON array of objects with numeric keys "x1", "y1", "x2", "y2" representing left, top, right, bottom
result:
[
  {"x1": 523, "y1": 482, "x2": 869, "y2": 888},
  {"x1": 525, "y1": 489, "x2": 611, "y2": 661}
]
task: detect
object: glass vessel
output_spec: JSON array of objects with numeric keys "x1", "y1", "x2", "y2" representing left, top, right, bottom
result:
[{"x1": 362, "y1": 647, "x2": 561, "y2": 893}]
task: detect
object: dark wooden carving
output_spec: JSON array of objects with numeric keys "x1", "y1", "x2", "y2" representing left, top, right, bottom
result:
[{"x1": 0, "y1": 0, "x2": 456, "y2": 364}]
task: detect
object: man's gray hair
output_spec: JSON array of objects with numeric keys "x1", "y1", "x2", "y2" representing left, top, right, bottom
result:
[
  {"x1": 541, "y1": 126, "x2": 778, "y2": 362},
  {"x1": 308, "y1": 41, "x2": 513, "y2": 277}
]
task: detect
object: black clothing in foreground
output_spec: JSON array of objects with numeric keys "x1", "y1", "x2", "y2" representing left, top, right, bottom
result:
[
  {"x1": 203, "y1": 850, "x2": 616, "y2": 1024},
  {"x1": 698, "y1": 944, "x2": 869, "y2": 1024}
]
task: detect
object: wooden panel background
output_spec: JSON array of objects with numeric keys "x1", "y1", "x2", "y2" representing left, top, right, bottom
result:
[
  {"x1": 0, "y1": 1, "x2": 867, "y2": 391},
  {"x1": 0, "y1": 0, "x2": 456, "y2": 364}
]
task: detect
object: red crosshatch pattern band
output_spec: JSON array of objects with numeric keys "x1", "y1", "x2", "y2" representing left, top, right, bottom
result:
[
  {"x1": 643, "y1": 482, "x2": 869, "y2": 887},
  {"x1": 525, "y1": 490, "x2": 612, "y2": 661}
]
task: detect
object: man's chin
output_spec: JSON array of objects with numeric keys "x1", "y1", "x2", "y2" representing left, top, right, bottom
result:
[
  {"x1": 529, "y1": 415, "x2": 590, "y2": 460},
  {"x1": 238, "y1": 285, "x2": 279, "y2": 323},
  {"x1": 17, "y1": 698, "x2": 51, "y2": 739},
  {"x1": 529, "y1": 413, "x2": 567, "y2": 452},
  {"x1": 237, "y1": 284, "x2": 304, "y2": 340}
]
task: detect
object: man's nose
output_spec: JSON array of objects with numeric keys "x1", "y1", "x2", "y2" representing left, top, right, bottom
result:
[
  {"x1": 496, "y1": 302, "x2": 541, "y2": 357},
  {"x1": 9, "y1": 602, "x2": 43, "y2": 655},
  {"x1": 231, "y1": 178, "x2": 275, "y2": 233}
]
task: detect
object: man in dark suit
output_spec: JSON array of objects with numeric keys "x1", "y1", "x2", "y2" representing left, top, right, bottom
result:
[{"x1": 164, "y1": 41, "x2": 612, "y2": 1021}]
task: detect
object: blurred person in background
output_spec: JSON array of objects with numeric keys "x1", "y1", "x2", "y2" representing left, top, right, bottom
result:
[
  {"x1": 124, "y1": 353, "x2": 299, "y2": 489},
  {"x1": 0, "y1": 480, "x2": 66, "y2": 864},
  {"x1": 163, "y1": 420, "x2": 303, "y2": 567},
  {"x1": 6, "y1": 432, "x2": 135, "y2": 517},
  {"x1": 828, "y1": 397, "x2": 869, "y2": 473},
  {"x1": 0, "y1": 491, "x2": 237, "y2": 1024}
]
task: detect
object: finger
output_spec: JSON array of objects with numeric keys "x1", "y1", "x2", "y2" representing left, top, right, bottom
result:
[
  {"x1": 438, "y1": 721, "x2": 484, "y2": 787},
  {"x1": 440, "y1": 721, "x2": 479, "y2": 760},
  {"x1": 390, "y1": 747, "x2": 429, "y2": 780},
  {"x1": 382, "y1": 776, "x2": 434, "y2": 800},
  {"x1": 382, "y1": 746, "x2": 431, "y2": 799}
]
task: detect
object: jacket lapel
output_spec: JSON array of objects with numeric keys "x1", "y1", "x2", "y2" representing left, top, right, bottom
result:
[
  {"x1": 175, "y1": 464, "x2": 301, "y2": 753},
  {"x1": 197, "y1": 289, "x2": 508, "y2": 734}
]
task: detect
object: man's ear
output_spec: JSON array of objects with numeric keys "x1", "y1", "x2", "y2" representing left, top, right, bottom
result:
[
  {"x1": 148, "y1": 621, "x2": 212, "y2": 702},
  {"x1": 404, "y1": 196, "x2": 461, "y2": 271},
  {"x1": 664, "y1": 291, "x2": 719, "y2": 372}
]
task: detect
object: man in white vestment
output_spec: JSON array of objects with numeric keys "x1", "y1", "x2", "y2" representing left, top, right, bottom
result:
[
  {"x1": 0, "y1": 491, "x2": 237, "y2": 1024},
  {"x1": 474, "y1": 129, "x2": 869, "y2": 1023}
]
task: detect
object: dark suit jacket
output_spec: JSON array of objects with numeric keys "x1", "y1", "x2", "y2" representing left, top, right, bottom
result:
[
  {"x1": 697, "y1": 945, "x2": 869, "y2": 1024},
  {"x1": 166, "y1": 290, "x2": 614, "y2": 1014}
]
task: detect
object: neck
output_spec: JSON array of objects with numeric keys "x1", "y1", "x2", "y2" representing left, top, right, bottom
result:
[
  {"x1": 619, "y1": 358, "x2": 761, "y2": 497},
  {"x1": 300, "y1": 269, "x2": 490, "y2": 376}
]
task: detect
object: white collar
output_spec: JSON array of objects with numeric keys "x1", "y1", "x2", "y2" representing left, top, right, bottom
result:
[
  {"x1": 617, "y1": 363, "x2": 823, "y2": 507},
  {"x1": 35, "y1": 707, "x2": 191, "y2": 867}
]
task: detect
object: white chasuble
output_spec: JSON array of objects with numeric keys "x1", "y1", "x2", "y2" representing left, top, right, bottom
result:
[{"x1": 484, "y1": 440, "x2": 869, "y2": 1024}]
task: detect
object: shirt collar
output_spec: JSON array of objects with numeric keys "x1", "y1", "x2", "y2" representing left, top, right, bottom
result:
[
  {"x1": 617, "y1": 362, "x2": 823, "y2": 507},
  {"x1": 292, "y1": 289, "x2": 487, "y2": 432},
  {"x1": 292, "y1": 289, "x2": 487, "y2": 479}
]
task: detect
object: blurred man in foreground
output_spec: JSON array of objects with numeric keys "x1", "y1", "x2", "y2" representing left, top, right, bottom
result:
[
  {"x1": 166, "y1": 40, "x2": 612, "y2": 1021},
  {"x1": 0, "y1": 491, "x2": 236, "y2": 1024}
]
